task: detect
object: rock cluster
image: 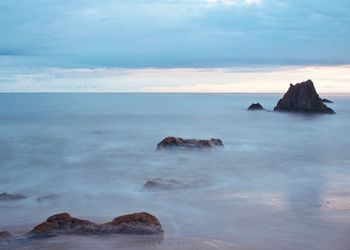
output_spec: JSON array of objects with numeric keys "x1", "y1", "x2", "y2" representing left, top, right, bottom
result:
[
  {"x1": 274, "y1": 80, "x2": 334, "y2": 114},
  {"x1": 28, "y1": 212, "x2": 163, "y2": 238},
  {"x1": 156, "y1": 137, "x2": 223, "y2": 150}
]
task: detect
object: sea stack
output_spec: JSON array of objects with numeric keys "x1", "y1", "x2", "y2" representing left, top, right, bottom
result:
[
  {"x1": 247, "y1": 103, "x2": 264, "y2": 111},
  {"x1": 156, "y1": 137, "x2": 223, "y2": 150},
  {"x1": 274, "y1": 80, "x2": 335, "y2": 114}
]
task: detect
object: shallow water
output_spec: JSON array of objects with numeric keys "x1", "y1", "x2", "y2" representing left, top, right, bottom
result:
[{"x1": 1, "y1": 93, "x2": 350, "y2": 249}]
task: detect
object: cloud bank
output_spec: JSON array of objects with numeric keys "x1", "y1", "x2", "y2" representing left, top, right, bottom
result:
[{"x1": 1, "y1": 0, "x2": 349, "y2": 68}]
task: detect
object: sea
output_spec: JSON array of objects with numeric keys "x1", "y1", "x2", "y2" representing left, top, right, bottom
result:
[{"x1": 0, "y1": 93, "x2": 350, "y2": 249}]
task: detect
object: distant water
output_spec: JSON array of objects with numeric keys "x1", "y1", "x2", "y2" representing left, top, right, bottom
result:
[{"x1": 1, "y1": 93, "x2": 350, "y2": 250}]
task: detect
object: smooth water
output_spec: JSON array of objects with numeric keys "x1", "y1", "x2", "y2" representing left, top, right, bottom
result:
[{"x1": 1, "y1": 93, "x2": 350, "y2": 250}]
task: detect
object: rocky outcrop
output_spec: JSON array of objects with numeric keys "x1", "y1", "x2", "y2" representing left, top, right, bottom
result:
[
  {"x1": 274, "y1": 80, "x2": 335, "y2": 114},
  {"x1": 28, "y1": 212, "x2": 163, "y2": 238},
  {"x1": 322, "y1": 98, "x2": 333, "y2": 103},
  {"x1": 156, "y1": 137, "x2": 223, "y2": 150},
  {"x1": 247, "y1": 103, "x2": 264, "y2": 111},
  {"x1": 144, "y1": 178, "x2": 209, "y2": 190},
  {"x1": 0, "y1": 192, "x2": 26, "y2": 201}
]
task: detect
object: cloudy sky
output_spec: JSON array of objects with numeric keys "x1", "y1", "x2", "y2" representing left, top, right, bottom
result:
[{"x1": 1, "y1": 0, "x2": 349, "y2": 92}]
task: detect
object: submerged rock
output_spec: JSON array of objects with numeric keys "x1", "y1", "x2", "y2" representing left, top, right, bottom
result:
[
  {"x1": 156, "y1": 137, "x2": 223, "y2": 150},
  {"x1": 322, "y1": 98, "x2": 333, "y2": 103},
  {"x1": 274, "y1": 80, "x2": 334, "y2": 114},
  {"x1": 0, "y1": 231, "x2": 13, "y2": 245},
  {"x1": 37, "y1": 194, "x2": 58, "y2": 202},
  {"x1": 247, "y1": 103, "x2": 264, "y2": 111},
  {"x1": 28, "y1": 212, "x2": 163, "y2": 238},
  {"x1": 0, "y1": 192, "x2": 26, "y2": 201},
  {"x1": 144, "y1": 178, "x2": 209, "y2": 190},
  {"x1": 0, "y1": 231, "x2": 13, "y2": 239}
]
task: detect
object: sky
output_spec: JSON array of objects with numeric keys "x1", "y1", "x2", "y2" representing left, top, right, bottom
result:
[{"x1": 0, "y1": 0, "x2": 350, "y2": 92}]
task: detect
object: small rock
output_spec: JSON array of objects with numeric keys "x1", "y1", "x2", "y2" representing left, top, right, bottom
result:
[
  {"x1": 274, "y1": 80, "x2": 335, "y2": 114},
  {"x1": 0, "y1": 231, "x2": 13, "y2": 244},
  {"x1": 321, "y1": 98, "x2": 333, "y2": 103},
  {"x1": 247, "y1": 103, "x2": 264, "y2": 110},
  {"x1": 0, "y1": 192, "x2": 26, "y2": 201},
  {"x1": 156, "y1": 137, "x2": 223, "y2": 150},
  {"x1": 37, "y1": 194, "x2": 58, "y2": 202},
  {"x1": 144, "y1": 178, "x2": 209, "y2": 190}
]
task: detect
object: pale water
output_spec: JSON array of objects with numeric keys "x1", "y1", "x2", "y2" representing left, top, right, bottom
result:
[{"x1": 1, "y1": 93, "x2": 350, "y2": 250}]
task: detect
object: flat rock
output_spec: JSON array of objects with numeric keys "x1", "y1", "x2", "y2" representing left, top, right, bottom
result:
[
  {"x1": 144, "y1": 178, "x2": 209, "y2": 190},
  {"x1": 28, "y1": 212, "x2": 163, "y2": 238},
  {"x1": 156, "y1": 137, "x2": 223, "y2": 150},
  {"x1": 247, "y1": 103, "x2": 264, "y2": 110},
  {"x1": 274, "y1": 80, "x2": 334, "y2": 114},
  {"x1": 0, "y1": 192, "x2": 26, "y2": 201}
]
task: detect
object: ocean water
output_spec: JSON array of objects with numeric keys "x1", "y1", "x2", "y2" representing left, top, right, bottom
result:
[{"x1": 1, "y1": 93, "x2": 350, "y2": 250}]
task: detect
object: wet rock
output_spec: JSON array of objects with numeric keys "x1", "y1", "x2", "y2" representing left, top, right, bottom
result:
[
  {"x1": 156, "y1": 137, "x2": 223, "y2": 150},
  {"x1": 247, "y1": 103, "x2": 264, "y2": 111},
  {"x1": 274, "y1": 80, "x2": 335, "y2": 114},
  {"x1": 322, "y1": 98, "x2": 333, "y2": 103},
  {"x1": 104, "y1": 212, "x2": 163, "y2": 234},
  {"x1": 28, "y1": 213, "x2": 100, "y2": 238},
  {"x1": 0, "y1": 192, "x2": 26, "y2": 201},
  {"x1": 144, "y1": 178, "x2": 209, "y2": 190},
  {"x1": 28, "y1": 212, "x2": 163, "y2": 238}
]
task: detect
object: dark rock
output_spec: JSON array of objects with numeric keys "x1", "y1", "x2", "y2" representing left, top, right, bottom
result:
[
  {"x1": 0, "y1": 192, "x2": 26, "y2": 201},
  {"x1": 274, "y1": 80, "x2": 334, "y2": 114},
  {"x1": 156, "y1": 137, "x2": 223, "y2": 150},
  {"x1": 322, "y1": 98, "x2": 333, "y2": 103},
  {"x1": 247, "y1": 103, "x2": 264, "y2": 110},
  {"x1": 144, "y1": 178, "x2": 209, "y2": 190},
  {"x1": 28, "y1": 212, "x2": 163, "y2": 238}
]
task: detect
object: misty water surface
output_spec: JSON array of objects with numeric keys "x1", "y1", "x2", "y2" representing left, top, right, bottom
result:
[{"x1": 1, "y1": 93, "x2": 350, "y2": 250}]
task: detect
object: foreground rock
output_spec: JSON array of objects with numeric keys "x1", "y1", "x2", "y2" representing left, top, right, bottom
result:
[
  {"x1": 322, "y1": 98, "x2": 333, "y2": 103},
  {"x1": 144, "y1": 178, "x2": 209, "y2": 190},
  {"x1": 0, "y1": 192, "x2": 26, "y2": 201},
  {"x1": 157, "y1": 137, "x2": 223, "y2": 150},
  {"x1": 274, "y1": 80, "x2": 334, "y2": 114},
  {"x1": 28, "y1": 212, "x2": 163, "y2": 238},
  {"x1": 247, "y1": 103, "x2": 264, "y2": 111}
]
